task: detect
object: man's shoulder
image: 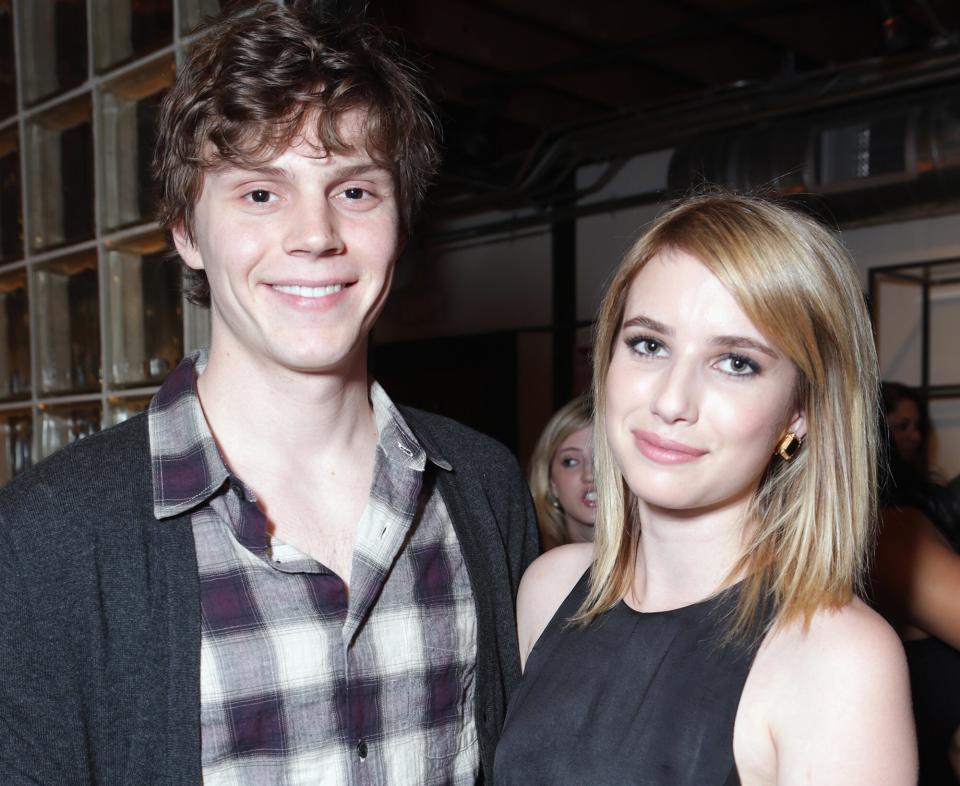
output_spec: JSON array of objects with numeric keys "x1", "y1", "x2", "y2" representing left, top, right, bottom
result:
[{"x1": 0, "y1": 412, "x2": 151, "y2": 520}]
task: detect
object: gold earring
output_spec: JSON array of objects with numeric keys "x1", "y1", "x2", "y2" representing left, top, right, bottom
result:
[{"x1": 776, "y1": 432, "x2": 801, "y2": 461}]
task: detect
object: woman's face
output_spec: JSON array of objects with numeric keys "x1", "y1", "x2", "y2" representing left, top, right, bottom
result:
[
  {"x1": 550, "y1": 424, "x2": 597, "y2": 543},
  {"x1": 604, "y1": 249, "x2": 805, "y2": 520},
  {"x1": 887, "y1": 398, "x2": 923, "y2": 466}
]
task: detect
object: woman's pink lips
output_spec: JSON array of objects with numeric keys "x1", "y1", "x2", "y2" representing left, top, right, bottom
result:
[{"x1": 633, "y1": 430, "x2": 707, "y2": 465}]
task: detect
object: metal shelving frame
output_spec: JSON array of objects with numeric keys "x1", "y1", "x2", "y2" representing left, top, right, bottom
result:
[
  {"x1": 869, "y1": 256, "x2": 960, "y2": 400},
  {"x1": 0, "y1": 0, "x2": 217, "y2": 482}
]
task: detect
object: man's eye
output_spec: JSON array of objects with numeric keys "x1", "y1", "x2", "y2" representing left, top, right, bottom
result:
[{"x1": 248, "y1": 189, "x2": 273, "y2": 203}]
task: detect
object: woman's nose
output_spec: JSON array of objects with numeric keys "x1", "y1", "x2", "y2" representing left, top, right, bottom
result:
[
  {"x1": 582, "y1": 459, "x2": 594, "y2": 482},
  {"x1": 650, "y1": 359, "x2": 699, "y2": 425}
]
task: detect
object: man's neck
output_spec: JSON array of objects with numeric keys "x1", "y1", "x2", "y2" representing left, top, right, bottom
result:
[
  {"x1": 195, "y1": 343, "x2": 378, "y2": 483},
  {"x1": 193, "y1": 343, "x2": 381, "y2": 581}
]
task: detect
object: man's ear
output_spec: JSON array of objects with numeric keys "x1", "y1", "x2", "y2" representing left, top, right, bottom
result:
[{"x1": 172, "y1": 224, "x2": 204, "y2": 271}]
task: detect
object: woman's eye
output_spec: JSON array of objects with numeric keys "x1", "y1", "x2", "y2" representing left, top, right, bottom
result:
[
  {"x1": 561, "y1": 457, "x2": 580, "y2": 468},
  {"x1": 628, "y1": 337, "x2": 664, "y2": 357},
  {"x1": 717, "y1": 354, "x2": 759, "y2": 376},
  {"x1": 343, "y1": 187, "x2": 366, "y2": 200}
]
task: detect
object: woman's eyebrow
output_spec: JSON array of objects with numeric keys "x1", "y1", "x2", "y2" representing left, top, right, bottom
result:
[
  {"x1": 710, "y1": 335, "x2": 778, "y2": 358},
  {"x1": 622, "y1": 314, "x2": 779, "y2": 358},
  {"x1": 622, "y1": 314, "x2": 672, "y2": 335}
]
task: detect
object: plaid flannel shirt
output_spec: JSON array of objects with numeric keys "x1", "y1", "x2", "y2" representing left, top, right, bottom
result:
[{"x1": 148, "y1": 351, "x2": 479, "y2": 786}]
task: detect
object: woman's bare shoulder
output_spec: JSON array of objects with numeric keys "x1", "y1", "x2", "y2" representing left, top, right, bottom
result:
[
  {"x1": 516, "y1": 543, "x2": 594, "y2": 668},
  {"x1": 764, "y1": 599, "x2": 909, "y2": 706},
  {"x1": 739, "y1": 598, "x2": 915, "y2": 785},
  {"x1": 771, "y1": 597, "x2": 902, "y2": 657}
]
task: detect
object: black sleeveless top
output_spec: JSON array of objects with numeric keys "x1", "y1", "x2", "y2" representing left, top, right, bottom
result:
[{"x1": 493, "y1": 571, "x2": 766, "y2": 785}]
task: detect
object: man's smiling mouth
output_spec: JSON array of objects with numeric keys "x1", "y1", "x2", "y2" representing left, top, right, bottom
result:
[{"x1": 272, "y1": 283, "x2": 345, "y2": 298}]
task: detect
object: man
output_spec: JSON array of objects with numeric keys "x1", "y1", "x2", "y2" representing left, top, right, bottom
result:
[{"x1": 0, "y1": 4, "x2": 539, "y2": 784}]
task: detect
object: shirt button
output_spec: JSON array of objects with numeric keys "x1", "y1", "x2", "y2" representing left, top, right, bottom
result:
[{"x1": 357, "y1": 739, "x2": 368, "y2": 760}]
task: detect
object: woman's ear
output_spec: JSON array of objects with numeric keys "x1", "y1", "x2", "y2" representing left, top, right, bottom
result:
[{"x1": 788, "y1": 408, "x2": 807, "y2": 441}]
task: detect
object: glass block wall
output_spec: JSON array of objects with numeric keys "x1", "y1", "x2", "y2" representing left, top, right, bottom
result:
[{"x1": 0, "y1": 0, "x2": 223, "y2": 484}]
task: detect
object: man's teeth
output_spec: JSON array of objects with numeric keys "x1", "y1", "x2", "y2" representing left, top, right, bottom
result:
[{"x1": 273, "y1": 283, "x2": 343, "y2": 298}]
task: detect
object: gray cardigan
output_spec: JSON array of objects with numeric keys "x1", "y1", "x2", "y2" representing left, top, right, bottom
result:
[{"x1": 0, "y1": 407, "x2": 539, "y2": 785}]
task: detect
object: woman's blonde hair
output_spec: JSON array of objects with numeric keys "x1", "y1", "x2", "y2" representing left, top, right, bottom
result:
[
  {"x1": 579, "y1": 191, "x2": 879, "y2": 640},
  {"x1": 529, "y1": 394, "x2": 594, "y2": 550}
]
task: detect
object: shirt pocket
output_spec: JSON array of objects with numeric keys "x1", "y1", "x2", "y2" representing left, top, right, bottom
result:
[
  {"x1": 421, "y1": 655, "x2": 479, "y2": 761},
  {"x1": 406, "y1": 597, "x2": 479, "y2": 762}
]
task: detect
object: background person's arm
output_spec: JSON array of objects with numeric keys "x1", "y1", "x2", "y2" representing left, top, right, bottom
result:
[{"x1": 875, "y1": 505, "x2": 960, "y2": 650}]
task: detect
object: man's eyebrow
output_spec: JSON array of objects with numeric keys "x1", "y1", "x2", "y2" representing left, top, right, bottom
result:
[
  {"x1": 216, "y1": 162, "x2": 390, "y2": 180},
  {"x1": 218, "y1": 164, "x2": 289, "y2": 179},
  {"x1": 709, "y1": 335, "x2": 779, "y2": 358},
  {"x1": 331, "y1": 162, "x2": 392, "y2": 179},
  {"x1": 622, "y1": 314, "x2": 673, "y2": 336}
]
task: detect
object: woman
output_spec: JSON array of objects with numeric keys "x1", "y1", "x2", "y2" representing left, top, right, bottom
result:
[
  {"x1": 529, "y1": 395, "x2": 596, "y2": 549},
  {"x1": 494, "y1": 193, "x2": 916, "y2": 785},
  {"x1": 874, "y1": 503, "x2": 960, "y2": 785},
  {"x1": 883, "y1": 382, "x2": 928, "y2": 472},
  {"x1": 881, "y1": 381, "x2": 960, "y2": 551},
  {"x1": 875, "y1": 397, "x2": 960, "y2": 785}
]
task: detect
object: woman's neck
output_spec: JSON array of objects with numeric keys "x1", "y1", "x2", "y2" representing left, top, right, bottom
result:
[{"x1": 627, "y1": 500, "x2": 752, "y2": 613}]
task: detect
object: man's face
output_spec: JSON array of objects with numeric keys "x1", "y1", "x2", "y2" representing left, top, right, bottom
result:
[{"x1": 174, "y1": 109, "x2": 402, "y2": 378}]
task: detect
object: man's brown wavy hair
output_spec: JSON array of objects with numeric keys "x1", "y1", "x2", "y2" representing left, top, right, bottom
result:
[{"x1": 154, "y1": 1, "x2": 441, "y2": 306}]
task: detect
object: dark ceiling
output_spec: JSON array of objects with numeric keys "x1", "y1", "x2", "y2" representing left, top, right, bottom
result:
[{"x1": 360, "y1": 0, "x2": 960, "y2": 213}]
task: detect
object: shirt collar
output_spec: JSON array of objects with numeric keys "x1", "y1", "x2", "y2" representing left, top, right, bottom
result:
[
  {"x1": 148, "y1": 351, "x2": 450, "y2": 520},
  {"x1": 149, "y1": 349, "x2": 230, "y2": 519},
  {"x1": 370, "y1": 380, "x2": 452, "y2": 473}
]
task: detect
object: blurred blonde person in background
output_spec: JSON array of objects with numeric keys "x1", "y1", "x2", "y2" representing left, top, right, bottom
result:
[{"x1": 529, "y1": 395, "x2": 596, "y2": 549}]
